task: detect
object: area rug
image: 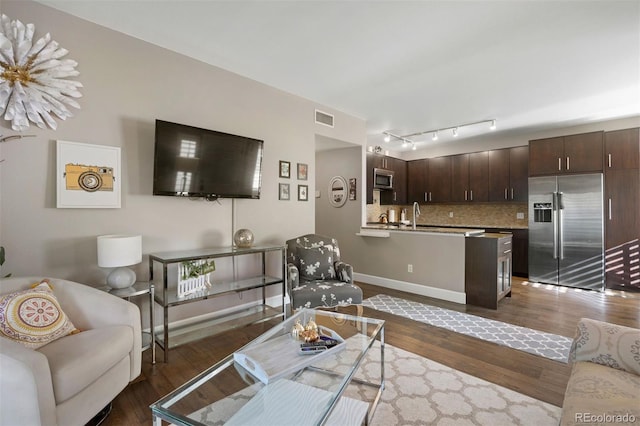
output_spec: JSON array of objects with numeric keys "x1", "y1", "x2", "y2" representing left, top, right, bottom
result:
[
  {"x1": 363, "y1": 294, "x2": 572, "y2": 363},
  {"x1": 189, "y1": 341, "x2": 562, "y2": 425}
]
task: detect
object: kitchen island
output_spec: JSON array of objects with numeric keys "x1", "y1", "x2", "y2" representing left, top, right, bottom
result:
[{"x1": 354, "y1": 224, "x2": 489, "y2": 304}]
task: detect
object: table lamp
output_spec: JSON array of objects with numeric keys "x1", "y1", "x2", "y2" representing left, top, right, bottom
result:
[{"x1": 97, "y1": 235, "x2": 142, "y2": 289}]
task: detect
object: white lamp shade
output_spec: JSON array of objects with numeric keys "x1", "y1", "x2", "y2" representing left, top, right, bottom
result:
[{"x1": 97, "y1": 235, "x2": 142, "y2": 267}]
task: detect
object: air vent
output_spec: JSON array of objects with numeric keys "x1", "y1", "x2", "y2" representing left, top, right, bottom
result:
[{"x1": 315, "y1": 109, "x2": 334, "y2": 128}]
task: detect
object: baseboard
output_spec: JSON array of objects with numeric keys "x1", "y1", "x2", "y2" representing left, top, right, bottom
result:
[
  {"x1": 147, "y1": 295, "x2": 284, "y2": 334},
  {"x1": 354, "y1": 272, "x2": 466, "y2": 304}
]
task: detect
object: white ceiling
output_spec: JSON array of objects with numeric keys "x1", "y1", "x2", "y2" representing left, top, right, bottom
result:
[{"x1": 37, "y1": 0, "x2": 640, "y2": 151}]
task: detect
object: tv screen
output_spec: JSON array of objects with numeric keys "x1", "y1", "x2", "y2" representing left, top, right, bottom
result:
[{"x1": 153, "y1": 120, "x2": 263, "y2": 199}]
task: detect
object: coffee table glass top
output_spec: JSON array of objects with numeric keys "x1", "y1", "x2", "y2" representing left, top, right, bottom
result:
[{"x1": 150, "y1": 309, "x2": 385, "y2": 426}]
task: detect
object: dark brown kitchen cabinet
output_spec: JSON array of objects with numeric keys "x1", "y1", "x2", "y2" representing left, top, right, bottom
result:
[
  {"x1": 451, "y1": 152, "x2": 488, "y2": 202},
  {"x1": 381, "y1": 156, "x2": 407, "y2": 205},
  {"x1": 465, "y1": 233, "x2": 512, "y2": 309},
  {"x1": 426, "y1": 156, "x2": 451, "y2": 203},
  {"x1": 605, "y1": 128, "x2": 639, "y2": 170},
  {"x1": 603, "y1": 127, "x2": 640, "y2": 291},
  {"x1": 367, "y1": 153, "x2": 407, "y2": 205},
  {"x1": 485, "y1": 228, "x2": 528, "y2": 277},
  {"x1": 407, "y1": 159, "x2": 428, "y2": 203},
  {"x1": 529, "y1": 131, "x2": 603, "y2": 176},
  {"x1": 604, "y1": 168, "x2": 640, "y2": 291},
  {"x1": 488, "y1": 146, "x2": 529, "y2": 202}
]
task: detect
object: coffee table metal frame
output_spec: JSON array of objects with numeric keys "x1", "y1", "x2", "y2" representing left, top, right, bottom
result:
[{"x1": 150, "y1": 308, "x2": 385, "y2": 426}]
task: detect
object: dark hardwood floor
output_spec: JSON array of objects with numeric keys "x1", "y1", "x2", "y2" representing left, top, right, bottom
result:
[{"x1": 105, "y1": 278, "x2": 639, "y2": 425}]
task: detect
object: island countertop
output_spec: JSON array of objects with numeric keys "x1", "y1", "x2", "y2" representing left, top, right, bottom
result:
[{"x1": 361, "y1": 224, "x2": 485, "y2": 236}]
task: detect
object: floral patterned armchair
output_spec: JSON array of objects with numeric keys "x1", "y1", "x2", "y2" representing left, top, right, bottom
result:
[{"x1": 286, "y1": 234, "x2": 363, "y2": 314}]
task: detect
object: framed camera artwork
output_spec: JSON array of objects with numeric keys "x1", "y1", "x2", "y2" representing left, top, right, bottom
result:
[{"x1": 56, "y1": 140, "x2": 121, "y2": 208}]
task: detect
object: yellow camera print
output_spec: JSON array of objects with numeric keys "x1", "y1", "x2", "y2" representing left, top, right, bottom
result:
[{"x1": 65, "y1": 164, "x2": 114, "y2": 192}]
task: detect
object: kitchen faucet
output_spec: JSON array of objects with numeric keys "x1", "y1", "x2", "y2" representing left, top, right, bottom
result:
[{"x1": 412, "y1": 201, "x2": 421, "y2": 230}]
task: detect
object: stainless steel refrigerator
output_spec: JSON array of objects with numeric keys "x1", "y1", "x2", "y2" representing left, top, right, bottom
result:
[{"x1": 528, "y1": 174, "x2": 605, "y2": 291}]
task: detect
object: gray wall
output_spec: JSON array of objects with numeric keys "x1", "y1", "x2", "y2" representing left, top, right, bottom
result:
[
  {"x1": 315, "y1": 144, "x2": 363, "y2": 256},
  {"x1": 0, "y1": 1, "x2": 365, "y2": 323}
]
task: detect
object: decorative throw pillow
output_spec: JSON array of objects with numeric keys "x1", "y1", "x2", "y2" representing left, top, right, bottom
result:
[
  {"x1": 298, "y1": 245, "x2": 336, "y2": 280},
  {"x1": 0, "y1": 280, "x2": 79, "y2": 349}
]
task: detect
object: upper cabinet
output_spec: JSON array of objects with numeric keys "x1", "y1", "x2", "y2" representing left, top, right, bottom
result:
[
  {"x1": 427, "y1": 156, "x2": 452, "y2": 203},
  {"x1": 451, "y1": 152, "x2": 489, "y2": 202},
  {"x1": 366, "y1": 152, "x2": 407, "y2": 205},
  {"x1": 488, "y1": 146, "x2": 528, "y2": 202},
  {"x1": 407, "y1": 159, "x2": 428, "y2": 203},
  {"x1": 529, "y1": 131, "x2": 603, "y2": 176},
  {"x1": 380, "y1": 156, "x2": 407, "y2": 205},
  {"x1": 605, "y1": 127, "x2": 639, "y2": 170}
]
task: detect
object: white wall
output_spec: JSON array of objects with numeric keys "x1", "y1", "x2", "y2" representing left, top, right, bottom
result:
[{"x1": 0, "y1": 1, "x2": 365, "y2": 323}]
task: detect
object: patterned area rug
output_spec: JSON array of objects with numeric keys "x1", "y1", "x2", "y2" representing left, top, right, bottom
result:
[
  {"x1": 363, "y1": 294, "x2": 572, "y2": 363},
  {"x1": 189, "y1": 341, "x2": 561, "y2": 425}
]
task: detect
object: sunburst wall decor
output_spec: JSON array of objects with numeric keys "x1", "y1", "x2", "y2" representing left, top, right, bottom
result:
[{"x1": 0, "y1": 14, "x2": 82, "y2": 131}]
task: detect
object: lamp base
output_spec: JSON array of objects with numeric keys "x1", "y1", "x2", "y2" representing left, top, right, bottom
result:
[{"x1": 106, "y1": 267, "x2": 136, "y2": 289}]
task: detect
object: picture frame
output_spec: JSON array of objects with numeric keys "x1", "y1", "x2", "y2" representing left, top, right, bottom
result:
[
  {"x1": 56, "y1": 140, "x2": 121, "y2": 208},
  {"x1": 349, "y1": 178, "x2": 357, "y2": 201},
  {"x1": 297, "y1": 163, "x2": 308, "y2": 180},
  {"x1": 279, "y1": 183, "x2": 290, "y2": 200},
  {"x1": 279, "y1": 160, "x2": 291, "y2": 178},
  {"x1": 298, "y1": 184, "x2": 308, "y2": 201}
]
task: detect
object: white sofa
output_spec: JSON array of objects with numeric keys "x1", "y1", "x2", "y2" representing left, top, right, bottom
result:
[{"x1": 0, "y1": 277, "x2": 142, "y2": 426}]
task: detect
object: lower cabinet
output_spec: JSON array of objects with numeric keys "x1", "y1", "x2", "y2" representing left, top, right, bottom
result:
[{"x1": 465, "y1": 234, "x2": 512, "y2": 309}]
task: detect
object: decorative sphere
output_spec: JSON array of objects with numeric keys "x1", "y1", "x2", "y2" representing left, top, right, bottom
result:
[{"x1": 234, "y1": 229, "x2": 254, "y2": 248}]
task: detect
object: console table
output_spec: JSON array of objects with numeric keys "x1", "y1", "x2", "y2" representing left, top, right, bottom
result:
[{"x1": 149, "y1": 245, "x2": 287, "y2": 362}]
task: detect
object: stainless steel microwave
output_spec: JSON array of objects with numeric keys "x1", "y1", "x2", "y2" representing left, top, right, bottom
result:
[{"x1": 373, "y1": 168, "x2": 394, "y2": 190}]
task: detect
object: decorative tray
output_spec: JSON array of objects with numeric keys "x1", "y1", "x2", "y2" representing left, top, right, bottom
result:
[{"x1": 233, "y1": 326, "x2": 345, "y2": 385}]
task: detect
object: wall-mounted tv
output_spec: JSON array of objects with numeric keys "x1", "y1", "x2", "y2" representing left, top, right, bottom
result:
[{"x1": 153, "y1": 120, "x2": 264, "y2": 199}]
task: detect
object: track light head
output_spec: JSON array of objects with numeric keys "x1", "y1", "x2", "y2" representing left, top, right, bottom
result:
[
  {"x1": 412, "y1": 143, "x2": 417, "y2": 151},
  {"x1": 452, "y1": 127, "x2": 458, "y2": 137},
  {"x1": 490, "y1": 120, "x2": 496, "y2": 130},
  {"x1": 432, "y1": 131, "x2": 438, "y2": 141},
  {"x1": 384, "y1": 133, "x2": 391, "y2": 142}
]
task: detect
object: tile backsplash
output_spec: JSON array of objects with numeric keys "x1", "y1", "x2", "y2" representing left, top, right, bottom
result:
[{"x1": 367, "y1": 191, "x2": 528, "y2": 229}]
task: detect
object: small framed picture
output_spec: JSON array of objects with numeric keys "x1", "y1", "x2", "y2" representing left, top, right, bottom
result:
[
  {"x1": 349, "y1": 178, "x2": 357, "y2": 201},
  {"x1": 279, "y1": 183, "x2": 290, "y2": 200},
  {"x1": 298, "y1": 184, "x2": 308, "y2": 201},
  {"x1": 279, "y1": 160, "x2": 291, "y2": 178},
  {"x1": 297, "y1": 163, "x2": 308, "y2": 180}
]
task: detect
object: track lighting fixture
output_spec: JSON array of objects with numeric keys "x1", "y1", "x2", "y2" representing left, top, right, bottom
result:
[{"x1": 382, "y1": 118, "x2": 497, "y2": 149}]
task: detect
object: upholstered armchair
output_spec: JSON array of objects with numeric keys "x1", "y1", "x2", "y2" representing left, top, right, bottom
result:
[
  {"x1": 0, "y1": 277, "x2": 142, "y2": 426},
  {"x1": 286, "y1": 234, "x2": 363, "y2": 315}
]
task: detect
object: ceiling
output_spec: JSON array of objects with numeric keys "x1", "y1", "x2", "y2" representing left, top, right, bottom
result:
[{"x1": 37, "y1": 1, "x2": 640, "y2": 151}]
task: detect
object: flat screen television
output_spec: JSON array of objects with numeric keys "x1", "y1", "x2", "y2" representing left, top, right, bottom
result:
[{"x1": 153, "y1": 120, "x2": 263, "y2": 199}]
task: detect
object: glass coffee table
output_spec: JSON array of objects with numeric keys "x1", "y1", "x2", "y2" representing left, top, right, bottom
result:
[{"x1": 150, "y1": 309, "x2": 385, "y2": 426}]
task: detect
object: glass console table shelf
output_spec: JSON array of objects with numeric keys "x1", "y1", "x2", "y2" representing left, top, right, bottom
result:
[{"x1": 149, "y1": 245, "x2": 287, "y2": 363}]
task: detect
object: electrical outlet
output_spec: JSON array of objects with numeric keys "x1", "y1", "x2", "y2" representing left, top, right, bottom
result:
[
  {"x1": 408, "y1": 264, "x2": 413, "y2": 273},
  {"x1": 516, "y1": 212, "x2": 525, "y2": 220},
  {"x1": 449, "y1": 211, "x2": 454, "y2": 218}
]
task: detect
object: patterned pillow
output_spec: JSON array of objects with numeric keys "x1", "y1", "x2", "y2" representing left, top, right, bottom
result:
[
  {"x1": 0, "y1": 280, "x2": 79, "y2": 349},
  {"x1": 298, "y1": 245, "x2": 336, "y2": 280}
]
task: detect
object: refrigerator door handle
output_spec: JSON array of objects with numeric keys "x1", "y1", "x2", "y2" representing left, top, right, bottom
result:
[
  {"x1": 557, "y1": 192, "x2": 564, "y2": 260},
  {"x1": 552, "y1": 192, "x2": 559, "y2": 259}
]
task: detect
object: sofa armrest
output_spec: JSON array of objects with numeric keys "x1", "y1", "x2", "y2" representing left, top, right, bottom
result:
[
  {"x1": 334, "y1": 261, "x2": 353, "y2": 283},
  {"x1": 569, "y1": 317, "x2": 640, "y2": 376},
  {"x1": 0, "y1": 339, "x2": 57, "y2": 426}
]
